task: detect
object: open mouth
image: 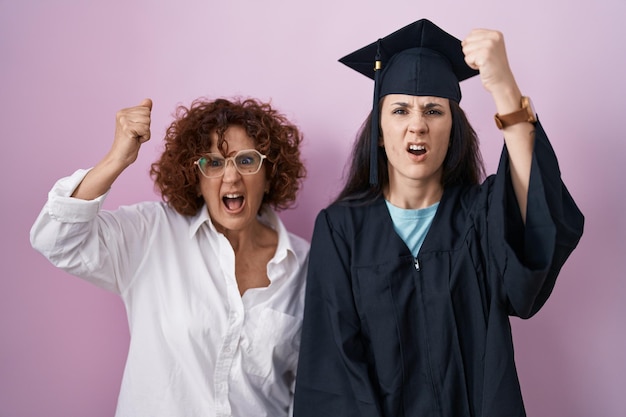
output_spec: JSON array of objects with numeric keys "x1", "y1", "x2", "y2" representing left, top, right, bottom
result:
[
  {"x1": 408, "y1": 144, "x2": 426, "y2": 156},
  {"x1": 223, "y1": 193, "x2": 245, "y2": 211}
]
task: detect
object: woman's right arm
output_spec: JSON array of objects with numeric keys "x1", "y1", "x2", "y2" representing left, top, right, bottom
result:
[{"x1": 30, "y1": 99, "x2": 154, "y2": 293}]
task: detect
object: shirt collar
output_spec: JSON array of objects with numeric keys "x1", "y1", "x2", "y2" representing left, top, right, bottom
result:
[{"x1": 187, "y1": 204, "x2": 302, "y2": 266}]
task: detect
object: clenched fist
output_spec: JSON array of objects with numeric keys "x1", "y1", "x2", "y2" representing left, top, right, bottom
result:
[
  {"x1": 110, "y1": 98, "x2": 153, "y2": 168},
  {"x1": 461, "y1": 29, "x2": 515, "y2": 96}
]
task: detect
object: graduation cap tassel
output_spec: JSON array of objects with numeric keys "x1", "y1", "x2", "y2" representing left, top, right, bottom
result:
[{"x1": 369, "y1": 39, "x2": 382, "y2": 186}]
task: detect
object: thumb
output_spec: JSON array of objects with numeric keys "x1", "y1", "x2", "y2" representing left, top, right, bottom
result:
[{"x1": 139, "y1": 98, "x2": 153, "y2": 110}]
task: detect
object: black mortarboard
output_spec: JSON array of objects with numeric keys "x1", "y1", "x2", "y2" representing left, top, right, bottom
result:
[{"x1": 339, "y1": 19, "x2": 479, "y2": 185}]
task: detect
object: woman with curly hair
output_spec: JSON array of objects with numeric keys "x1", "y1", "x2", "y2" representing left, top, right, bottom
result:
[{"x1": 30, "y1": 97, "x2": 309, "y2": 417}]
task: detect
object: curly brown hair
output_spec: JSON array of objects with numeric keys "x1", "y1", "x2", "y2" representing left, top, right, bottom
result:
[{"x1": 150, "y1": 97, "x2": 306, "y2": 216}]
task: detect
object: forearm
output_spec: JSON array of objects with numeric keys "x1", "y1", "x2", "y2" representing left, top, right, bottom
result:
[
  {"x1": 71, "y1": 153, "x2": 128, "y2": 200},
  {"x1": 502, "y1": 123, "x2": 534, "y2": 223},
  {"x1": 491, "y1": 85, "x2": 535, "y2": 223}
]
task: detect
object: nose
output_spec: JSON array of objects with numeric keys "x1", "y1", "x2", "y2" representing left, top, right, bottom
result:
[
  {"x1": 408, "y1": 113, "x2": 428, "y2": 135},
  {"x1": 222, "y1": 159, "x2": 241, "y2": 183}
]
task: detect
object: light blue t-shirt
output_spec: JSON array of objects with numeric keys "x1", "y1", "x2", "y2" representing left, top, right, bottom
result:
[{"x1": 385, "y1": 200, "x2": 439, "y2": 257}]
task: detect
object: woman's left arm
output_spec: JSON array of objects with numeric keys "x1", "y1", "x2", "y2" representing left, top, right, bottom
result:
[{"x1": 462, "y1": 29, "x2": 535, "y2": 223}]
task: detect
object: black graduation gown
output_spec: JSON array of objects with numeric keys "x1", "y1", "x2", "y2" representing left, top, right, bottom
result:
[{"x1": 293, "y1": 122, "x2": 584, "y2": 417}]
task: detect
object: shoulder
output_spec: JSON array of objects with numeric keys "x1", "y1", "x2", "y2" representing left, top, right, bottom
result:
[
  {"x1": 322, "y1": 198, "x2": 384, "y2": 221},
  {"x1": 108, "y1": 201, "x2": 194, "y2": 235},
  {"x1": 314, "y1": 198, "x2": 387, "y2": 242},
  {"x1": 448, "y1": 178, "x2": 499, "y2": 215},
  {"x1": 286, "y1": 230, "x2": 310, "y2": 263},
  {"x1": 114, "y1": 200, "x2": 177, "y2": 220}
]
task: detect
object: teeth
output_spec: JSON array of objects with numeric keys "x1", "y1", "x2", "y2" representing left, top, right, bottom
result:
[
  {"x1": 224, "y1": 194, "x2": 242, "y2": 199},
  {"x1": 408, "y1": 144, "x2": 425, "y2": 151}
]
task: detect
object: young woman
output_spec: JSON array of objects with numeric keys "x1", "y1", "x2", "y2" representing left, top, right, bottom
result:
[{"x1": 293, "y1": 19, "x2": 584, "y2": 417}]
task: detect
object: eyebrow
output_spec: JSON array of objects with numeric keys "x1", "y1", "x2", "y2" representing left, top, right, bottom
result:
[{"x1": 389, "y1": 101, "x2": 445, "y2": 109}]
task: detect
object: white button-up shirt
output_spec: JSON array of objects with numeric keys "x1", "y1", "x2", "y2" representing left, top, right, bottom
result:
[{"x1": 30, "y1": 169, "x2": 310, "y2": 417}]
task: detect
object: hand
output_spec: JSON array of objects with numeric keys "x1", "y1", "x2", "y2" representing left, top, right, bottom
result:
[
  {"x1": 109, "y1": 98, "x2": 153, "y2": 168},
  {"x1": 461, "y1": 29, "x2": 516, "y2": 96}
]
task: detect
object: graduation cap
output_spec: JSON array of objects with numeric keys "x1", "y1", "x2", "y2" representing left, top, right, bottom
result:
[{"x1": 339, "y1": 19, "x2": 479, "y2": 185}]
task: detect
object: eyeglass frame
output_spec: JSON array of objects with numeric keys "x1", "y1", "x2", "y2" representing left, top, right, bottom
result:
[{"x1": 194, "y1": 149, "x2": 268, "y2": 178}]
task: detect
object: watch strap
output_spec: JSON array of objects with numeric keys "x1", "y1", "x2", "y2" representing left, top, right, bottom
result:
[{"x1": 494, "y1": 96, "x2": 536, "y2": 129}]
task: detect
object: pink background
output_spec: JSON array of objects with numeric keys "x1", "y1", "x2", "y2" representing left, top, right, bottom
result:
[{"x1": 2, "y1": 1, "x2": 624, "y2": 416}]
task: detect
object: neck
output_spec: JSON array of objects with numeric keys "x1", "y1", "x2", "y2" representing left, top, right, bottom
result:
[
  {"x1": 218, "y1": 219, "x2": 275, "y2": 254},
  {"x1": 384, "y1": 178, "x2": 443, "y2": 210}
]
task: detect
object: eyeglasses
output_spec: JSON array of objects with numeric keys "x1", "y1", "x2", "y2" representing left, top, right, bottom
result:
[{"x1": 194, "y1": 149, "x2": 267, "y2": 178}]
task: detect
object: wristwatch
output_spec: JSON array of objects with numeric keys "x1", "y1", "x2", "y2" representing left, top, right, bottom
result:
[{"x1": 494, "y1": 96, "x2": 537, "y2": 129}]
